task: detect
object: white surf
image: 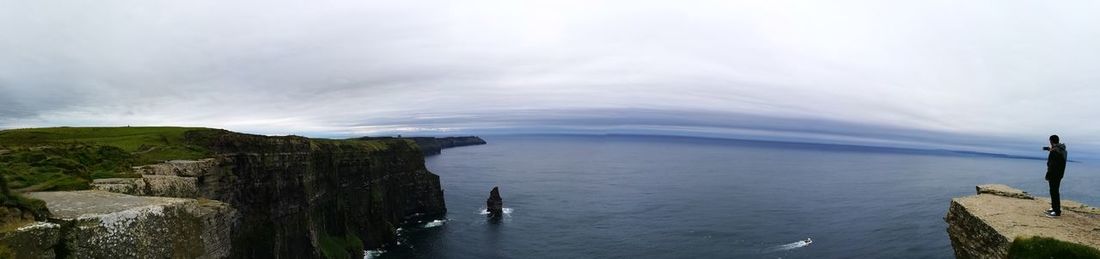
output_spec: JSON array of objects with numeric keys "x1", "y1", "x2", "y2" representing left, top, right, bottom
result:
[
  {"x1": 422, "y1": 219, "x2": 447, "y2": 228},
  {"x1": 478, "y1": 207, "x2": 514, "y2": 215}
]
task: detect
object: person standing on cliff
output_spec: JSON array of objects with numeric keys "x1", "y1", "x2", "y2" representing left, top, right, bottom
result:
[{"x1": 1044, "y1": 135, "x2": 1068, "y2": 217}]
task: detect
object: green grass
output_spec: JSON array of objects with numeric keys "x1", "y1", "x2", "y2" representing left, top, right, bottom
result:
[
  {"x1": 0, "y1": 127, "x2": 213, "y2": 163},
  {"x1": 1009, "y1": 236, "x2": 1100, "y2": 259},
  {"x1": 0, "y1": 127, "x2": 221, "y2": 192},
  {"x1": 317, "y1": 231, "x2": 365, "y2": 259},
  {"x1": 0, "y1": 127, "x2": 224, "y2": 215},
  {"x1": 0, "y1": 145, "x2": 138, "y2": 191},
  {"x1": 0, "y1": 172, "x2": 50, "y2": 224}
]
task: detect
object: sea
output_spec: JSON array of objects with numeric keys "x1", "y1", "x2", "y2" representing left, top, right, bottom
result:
[{"x1": 372, "y1": 135, "x2": 1100, "y2": 258}]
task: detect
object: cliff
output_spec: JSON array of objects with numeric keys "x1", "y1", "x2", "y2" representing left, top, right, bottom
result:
[
  {"x1": 187, "y1": 130, "x2": 447, "y2": 258},
  {"x1": 0, "y1": 127, "x2": 449, "y2": 258},
  {"x1": 356, "y1": 136, "x2": 487, "y2": 156},
  {"x1": 945, "y1": 184, "x2": 1100, "y2": 258}
]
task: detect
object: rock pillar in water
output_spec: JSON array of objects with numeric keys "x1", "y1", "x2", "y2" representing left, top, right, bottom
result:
[{"x1": 487, "y1": 186, "x2": 503, "y2": 219}]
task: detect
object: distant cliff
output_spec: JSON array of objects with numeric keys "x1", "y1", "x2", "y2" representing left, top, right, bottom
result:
[
  {"x1": 0, "y1": 128, "x2": 448, "y2": 258},
  {"x1": 944, "y1": 184, "x2": 1100, "y2": 258},
  {"x1": 356, "y1": 136, "x2": 487, "y2": 156}
]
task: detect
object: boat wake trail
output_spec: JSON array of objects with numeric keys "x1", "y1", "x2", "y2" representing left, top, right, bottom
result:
[{"x1": 762, "y1": 238, "x2": 812, "y2": 253}]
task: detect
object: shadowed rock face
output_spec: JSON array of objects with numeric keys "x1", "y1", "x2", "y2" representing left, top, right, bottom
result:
[
  {"x1": 945, "y1": 184, "x2": 1100, "y2": 258},
  {"x1": 186, "y1": 131, "x2": 447, "y2": 258},
  {"x1": 487, "y1": 187, "x2": 503, "y2": 219}
]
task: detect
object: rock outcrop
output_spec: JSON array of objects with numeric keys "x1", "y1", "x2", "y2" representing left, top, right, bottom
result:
[
  {"x1": 945, "y1": 184, "x2": 1100, "y2": 258},
  {"x1": 0, "y1": 221, "x2": 60, "y2": 259},
  {"x1": 25, "y1": 190, "x2": 236, "y2": 258},
  {"x1": 88, "y1": 159, "x2": 215, "y2": 198},
  {"x1": 91, "y1": 175, "x2": 199, "y2": 198},
  {"x1": 133, "y1": 159, "x2": 219, "y2": 177},
  {"x1": 486, "y1": 187, "x2": 503, "y2": 219}
]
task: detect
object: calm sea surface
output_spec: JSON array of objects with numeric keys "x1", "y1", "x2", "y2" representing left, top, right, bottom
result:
[{"x1": 374, "y1": 135, "x2": 1100, "y2": 258}]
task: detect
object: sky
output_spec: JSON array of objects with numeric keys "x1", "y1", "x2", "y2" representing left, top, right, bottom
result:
[{"x1": 2, "y1": 0, "x2": 1099, "y2": 159}]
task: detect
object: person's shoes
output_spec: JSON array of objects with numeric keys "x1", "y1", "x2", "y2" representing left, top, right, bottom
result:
[
  {"x1": 1046, "y1": 208, "x2": 1055, "y2": 213},
  {"x1": 1045, "y1": 211, "x2": 1061, "y2": 217}
]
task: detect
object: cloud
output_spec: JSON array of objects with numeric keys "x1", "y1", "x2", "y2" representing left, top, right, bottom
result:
[{"x1": 2, "y1": 0, "x2": 1099, "y2": 158}]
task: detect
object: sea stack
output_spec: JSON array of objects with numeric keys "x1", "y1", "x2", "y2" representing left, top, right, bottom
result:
[{"x1": 487, "y1": 186, "x2": 503, "y2": 219}]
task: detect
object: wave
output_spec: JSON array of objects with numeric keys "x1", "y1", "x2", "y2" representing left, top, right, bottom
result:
[
  {"x1": 423, "y1": 219, "x2": 447, "y2": 228},
  {"x1": 478, "y1": 208, "x2": 514, "y2": 215},
  {"x1": 762, "y1": 238, "x2": 812, "y2": 253},
  {"x1": 363, "y1": 249, "x2": 385, "y2": 259}
]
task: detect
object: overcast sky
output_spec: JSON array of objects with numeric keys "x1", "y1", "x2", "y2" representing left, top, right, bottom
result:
[{"x1": 2, "y1": 1, "x2": 1099, "y2": 158}]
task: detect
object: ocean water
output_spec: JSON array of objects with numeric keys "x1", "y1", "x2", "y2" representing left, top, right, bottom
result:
[{"x1": 375, "y1": 135, "x2": 1100, "y2": 258}]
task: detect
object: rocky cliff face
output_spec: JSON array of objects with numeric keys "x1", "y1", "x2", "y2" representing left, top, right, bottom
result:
[
  {"x1": 1, "y1": 130, "x2": 448, "y2": 258},
  {"x1": 945, "y1": 184, "x2": 1100, "y2": 258},
  {"x1": 186, "y1": 131, "x2": 447, "y2": 258}
]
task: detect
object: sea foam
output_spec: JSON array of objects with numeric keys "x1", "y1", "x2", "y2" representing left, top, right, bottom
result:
[
  {"x1": 478, "y1": 207, "x2": 514, "y2": 215},
  {"x1": 423, "y1": 219, "x2": 447, "y2": 228},
  {"x1": 363, "y1": 249, "x2": 385, "y2": 259}
]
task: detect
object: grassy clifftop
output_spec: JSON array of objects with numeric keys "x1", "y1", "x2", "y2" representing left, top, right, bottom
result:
[
  {"x1": 1, "y1": 126, "x2": 433, "y2": 258},
  {"x1": 1009, "y1": 236, "x2": 1100, "y2": 259},
  {"x1": 0, "y1": 127, "x2": 219, "y2": 192},
  {"x1": 0, "y1": 126, "x2": 412, "y2": 192},
  {"x1": 0, "y1": 127, "x2": 214, "y2": 163}
]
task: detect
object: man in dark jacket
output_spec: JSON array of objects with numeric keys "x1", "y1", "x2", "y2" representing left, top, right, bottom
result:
[{"x1": 1045, "y1": 135, "x2": 1068, "y2": 217}]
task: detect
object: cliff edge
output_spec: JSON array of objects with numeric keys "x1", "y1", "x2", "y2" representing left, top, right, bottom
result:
[
  {"x1": 0, "y1": 127, "x2": 449, "y2": 258},
  {"x1": 945, "y1": 184, "x2": 1100, "y2": 258}
]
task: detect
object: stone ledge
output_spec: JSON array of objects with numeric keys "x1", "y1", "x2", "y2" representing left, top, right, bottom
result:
[
  {"x1": 133, "y1": 158, "x2": 218, "y2": 177},
  {"x1": 975, "y1": 184, "x2": 1034, "y2": 200},
  {"x1": 25, "y1": 190, "x2": 237, "y2": 258},
  {"x1": 92, "y1": 175, "x2": 199, "y2": 198},
  {"x1": 946, "y1": 184, "x2": 1100, "y2": 258}
]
